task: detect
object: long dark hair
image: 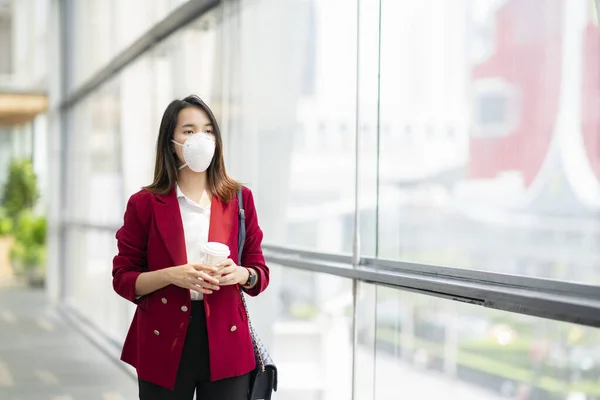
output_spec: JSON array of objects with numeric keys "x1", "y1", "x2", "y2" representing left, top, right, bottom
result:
[{"x1": 144, "y1": 95, "x2": 239, "y2": 202}]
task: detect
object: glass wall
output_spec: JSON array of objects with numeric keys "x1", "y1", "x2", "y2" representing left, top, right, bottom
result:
[
  {"x1": 62, "y1": 7, "x2": 225, "y2": 335},
  {"x1": 53, "y1": 0, "x2": 600, "y2": 399},
  {"x1": 221, "y1": 0, "x2": 358, "y2": 254},
  {"x1": 68, "y1": 0, "x2": 188, "y2": 90},
  {"x1": 356, "y1": 283, "x2": 600, "y2": 400},
  {"x1": 371, "y1": 0, "x2": 600, "y2": 285},
  {"x1": 265, "y1": 265, "x2": 353, "y2": 400}
]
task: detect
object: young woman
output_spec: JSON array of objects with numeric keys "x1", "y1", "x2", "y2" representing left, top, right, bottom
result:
[{"x1": 112, "y1": 95, "x2": 270, "y2": 399}]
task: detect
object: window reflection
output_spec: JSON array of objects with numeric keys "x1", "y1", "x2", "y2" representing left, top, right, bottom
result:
[
  {"x1": 223, "y1": 0, "x2": 358, "y2": 255},
  {"x1": 375, "y1": 0, "x2": 600, "y2": 284}
]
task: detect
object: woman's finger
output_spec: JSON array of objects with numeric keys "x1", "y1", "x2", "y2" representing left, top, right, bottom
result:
[
  {"x1": 196, "y1": 271, "x2": 219, "y2": 285},
  {"x1": 202, "y1": 282, "x2": 220, "y2": 290},
  {"x1": 190, "y1": 270, "x2": 208, "y2": 281},
  {"x1": 191, "y1": 263, "x2": 218, "y2": 274},
  {"x1": 218, "y1": 272, "x2": 236, "y2": 285},
  {"x1": 219, "y1": 265, "x2": 237, "y2": 276},
  {"x1": 197, "y1": 276, "x2": 220, "y2": 291},
  {"x1": 216, "y1": 258, "x2": 234, "y2": 268},
  {"x1": 188, "y1": 283, "x2": 212, "y2": 294},
  {"x1": 198, "y1": 271, "x2": 220, "y2": 285},
  {"x1": 184, "y1": 274, "x2": 218, "y2": 291},
  {"x1": 192, "y1": 281, "x2": 216, "y2": 293}
]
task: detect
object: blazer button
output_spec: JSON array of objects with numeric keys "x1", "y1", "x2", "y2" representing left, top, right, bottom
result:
[
  {"x1": 181, "y1": 306, "x2": 188, "y2": 312},
  {"x1": 154, "y1": 330, "x2": 160, "y2": 336},
  {"x1": 230, "y1": 325, "x2": 237, "y2": 332},
  {"x1": 161, "y1": 298, "x2": 168, "y2": 304}
]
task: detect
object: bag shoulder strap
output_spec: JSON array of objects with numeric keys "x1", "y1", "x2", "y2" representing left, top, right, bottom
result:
[
  {"x1": 237, "y1": 187, "x2": 246, "y2": 263},
  {"x1": 237, "y1": 186, "x2": 265, "y2": 372}
]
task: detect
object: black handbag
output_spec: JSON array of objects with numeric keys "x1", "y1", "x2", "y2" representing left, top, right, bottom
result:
[{"x1": 237, "y1": 188, "x2": 278, "y2": 400}]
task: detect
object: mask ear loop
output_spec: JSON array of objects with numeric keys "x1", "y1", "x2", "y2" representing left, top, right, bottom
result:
[{"x1": 172, "y1": 140, "x2": 188, "y2": 170}]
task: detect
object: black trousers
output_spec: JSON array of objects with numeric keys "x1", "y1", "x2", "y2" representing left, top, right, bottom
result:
[{"x1": 139, "y1": 300, "x2": 250, "y2": 400}]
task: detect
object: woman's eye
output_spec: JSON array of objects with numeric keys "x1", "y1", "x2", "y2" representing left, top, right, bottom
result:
[
  {"x1": 205, "y1": 130, "x2": 213, "y2": 135},
  {"x1": 184, "y1": 130, "x2": 194, "y2": 134}
]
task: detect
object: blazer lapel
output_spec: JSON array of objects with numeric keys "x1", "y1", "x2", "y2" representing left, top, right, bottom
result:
[
  {"x1": 208, "y1": 194, "x2": 236, "y2": 247},
  {"x1": 154, "y1": 187, "x2": 187, "y2": 266}
]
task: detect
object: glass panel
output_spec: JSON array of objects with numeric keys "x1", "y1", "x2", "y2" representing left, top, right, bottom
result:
[
  {"x1": 357, "y1": 282, "x2": 600, "y2": 400},
  {"x1": 247, "y1": 263, "x2": 353, "y2": 400},
  {"x1": 354, "y1": 283, "x2": 377, "y2": 400},
  {"x1": 119, "y1": 53, "x2": 157, "y2": 198},
  {"x1": 67, "y1": 79, "x2": 124, "y2": 226},
  {"x1": 151, "y1": 9, "x2": 221, "y2": 106},
  {"x1": 68, "y1": 0, "x2": 192, "y2": 91},
  {"x1": 113, "y1": 0, "x2": 158, "y2": 56},
  {"x1": 222, "y1": 0, "x2": 358, "y2": 255},
  {"x1": 376, "y1": 0, "x2": 600, "y2": 283},
  {"x1": 176, "y1": 11, "x2": 221, "y2": 104},
  {"x1": 70, "y1": 0, "x2": 114, "y2": 89},
  {"x1": 118, "y1": 9, "x2": 222, "y2": 201},
  {"x1": 357, "y1": 0, "x2": 382, "y2": 258},
  {"x1": 64, "y1": 226, "x2": 134, "y2": 342},
  {"x1": 62, "y1": 6, "x2": 224, "y2": 350}
]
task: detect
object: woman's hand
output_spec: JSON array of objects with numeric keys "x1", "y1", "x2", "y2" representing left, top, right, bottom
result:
[
  {"x1": 216, "y1": 259, "x2": 249, "y2": 286},
  {"x1": 165, "y1": 263, "x2": 221, "y2": 294}
]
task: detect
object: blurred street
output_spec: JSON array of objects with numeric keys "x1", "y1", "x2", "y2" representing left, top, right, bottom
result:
[{"x1": 0, "y1": 285, "x2": 137, "y2": 400}]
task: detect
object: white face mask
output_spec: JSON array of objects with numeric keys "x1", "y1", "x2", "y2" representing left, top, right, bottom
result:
[{"x1": 172, "y1": 133, "x2": 216, "y2": 172}]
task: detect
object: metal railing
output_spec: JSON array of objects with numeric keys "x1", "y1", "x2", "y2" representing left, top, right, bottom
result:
[{"x1": 262, "y1": 244, "x2": 600, "y2": 328}]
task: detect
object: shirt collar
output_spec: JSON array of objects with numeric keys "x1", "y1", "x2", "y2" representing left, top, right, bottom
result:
[
  {"x1": 176, "y1": 184, "x2": 211, "y2": 210},
  {"x1": 176, "y1": 184, "x2": 185, "y2": 198}
]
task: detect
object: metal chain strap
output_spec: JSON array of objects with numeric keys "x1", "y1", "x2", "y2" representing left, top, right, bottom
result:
[{"x1": 240, "y1": 290, "x2": 265, "y2": 372}]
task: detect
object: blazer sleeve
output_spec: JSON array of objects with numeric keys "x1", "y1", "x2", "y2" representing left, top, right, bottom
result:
[
  {"x1": 112, "y1": 192, "x2": 150, "y2": 303},
  {"x1": 241, "y1": 186, "x2": 270, "y2": 296}
]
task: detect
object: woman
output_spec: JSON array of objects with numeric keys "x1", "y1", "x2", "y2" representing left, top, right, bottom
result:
[{"x1": 112, "y1": 94, "x2": 270, "y2": 399}]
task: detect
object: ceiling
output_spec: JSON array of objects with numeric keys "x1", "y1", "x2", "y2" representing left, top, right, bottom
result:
[{"x1": 0, "y1": 92, "x2": 47, "y2": 126}]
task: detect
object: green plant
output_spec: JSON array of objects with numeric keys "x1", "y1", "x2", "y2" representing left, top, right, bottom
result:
[
  {"x1": 10, "y1": 241, "x2": 46, "y2": 270},
  {"x1": 14, "y1": 211, "x2": 46, "y2": 244},
  {"x1": 1, "y1": 159, "x2": 39, "y2": 221},
  {"x1": 374, "y1": 327, "x2": 600, "y2": 397},
  {"x1": 10, "y1": 211, "x2": 46, "y2": 272},
  {"x1": 0, "y1": 208, "x2": 12, "y2": 236}
]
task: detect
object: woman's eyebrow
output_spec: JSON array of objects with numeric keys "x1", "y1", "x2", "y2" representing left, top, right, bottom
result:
[{"x1": 181, "y1": 123, "x2": 197, "y2": 129}]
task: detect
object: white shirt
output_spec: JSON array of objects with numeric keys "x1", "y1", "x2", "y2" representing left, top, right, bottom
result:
[{"x1": 177, "y1": 185, "x2": 211, "y2": 301}]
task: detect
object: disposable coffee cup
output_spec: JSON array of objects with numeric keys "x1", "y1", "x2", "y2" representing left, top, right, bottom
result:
[{"x1": 203, "y1": 242, "x2": 230, "y2": 267}]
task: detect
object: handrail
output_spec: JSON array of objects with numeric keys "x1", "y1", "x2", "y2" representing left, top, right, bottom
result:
[
  {"x1": 263, "y1": 245, "x2": 600, "y2": 328},
  {"x1": 66, "y1": 223, "x2": 600, "y2": 327}
]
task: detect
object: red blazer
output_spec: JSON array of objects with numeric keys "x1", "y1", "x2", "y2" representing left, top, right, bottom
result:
[{"x1": 112, "y1": 185, "x2": 269, "y2": 390}]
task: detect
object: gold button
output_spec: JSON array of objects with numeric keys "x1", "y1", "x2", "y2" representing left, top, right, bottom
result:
[
  {"x1": 154, "y1": 330, "x2": 160, "y2": 336},
  {"x1": 230, "y1": 325, "x2": 237, "y2": 332},
  {"x1": 181, "y1": 306, "x2": 188, "y2": 312},
  {"x1": 161, "y1": 298, "x2": 168, "y2": 304}
]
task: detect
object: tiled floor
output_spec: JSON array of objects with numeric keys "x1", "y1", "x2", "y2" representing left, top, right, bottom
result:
[{"x1": 0, "y1": 286, "x2": 138, "y2": 400}]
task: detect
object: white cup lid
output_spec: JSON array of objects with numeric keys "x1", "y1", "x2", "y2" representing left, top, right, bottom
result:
[{"x1": 204, "y1": 242, "x2": 230, "y2": 257}]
